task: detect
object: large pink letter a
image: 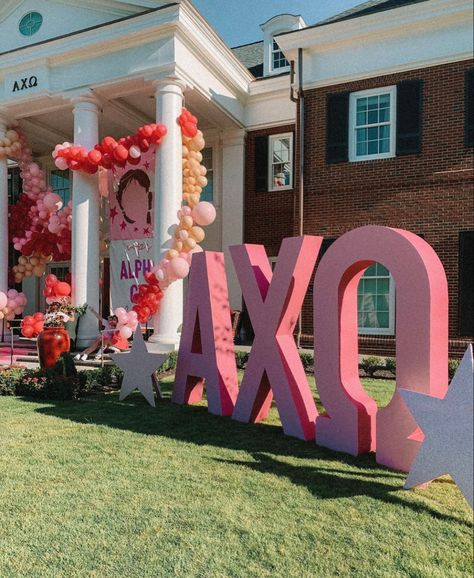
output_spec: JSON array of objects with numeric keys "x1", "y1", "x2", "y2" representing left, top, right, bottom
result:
[{"x1": 172, "y1": 251, "x2": 239, "y2": 416}]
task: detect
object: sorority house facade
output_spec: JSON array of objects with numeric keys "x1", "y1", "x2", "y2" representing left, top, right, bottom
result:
[{"x1": 0, "y1": 0, "x2": 473, "y2": 354}]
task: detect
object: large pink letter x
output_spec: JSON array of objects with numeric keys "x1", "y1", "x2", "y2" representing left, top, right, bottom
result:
[{"x1": 230, "y1": 236, "x2": 322, "y2": 440}]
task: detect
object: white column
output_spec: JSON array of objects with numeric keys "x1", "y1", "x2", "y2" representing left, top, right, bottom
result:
[
  {"x1": 71, "y1": 96, "x2": 100, "y2": 347},
  {"x1": 0, "y1": 113, "x2": 10, "y2": 296},
  {"x1": 221, "y1": 129, "x2": 245, "y2": 310},
  {"x1": 149, "y1": 78, "x2": 185, "y2": 349}
]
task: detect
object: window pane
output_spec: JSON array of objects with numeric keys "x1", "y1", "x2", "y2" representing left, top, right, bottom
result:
[
  {"x1": 379, "y1": 139, "x2": 390, "y2": 153},
  {"x1": 379, "y1": 93, "x2": 390, "y2": 107},
  {"x1": 367, "y1": 96, "x2": 378, "y2": 109},
  {"x1": 356, "y1": 128, "x2": 367, "y2": 142},
  {"x1": 365, "y1": 264, "x2": 377, "y2": 276},
  {"x1": 379, "y1": 107, "x2": 390, "y2": 122},
  {"x1": 357, "y1": 98, "x2": 367, "y2": 111},
  {"x1": 200, "y1": 173, "x2": 213, "y2": 202},
  {"x1": 377, "y1": 294, "x2": 389, "y2": 311},
  {"x1": 356, "y1": 112, "x2": 366, "y2": 126},
  {"x1": 368, "y1": 127, "x2": 378, "y2": 140},
  {"x1": 356, "y1": 142, "x2": 367, "y2": 156},
  {"x1": 368, "y1": 110, "x2": 378, "y2": 124},
  {"x1": 364, "y1": 279, "x2": 376, "y2": 294},
  {"x1": 379, "y1": 125, "x2": 390, "y2": 139},
  {"x1": 377, "y1": 278, "x2": 390, "y2": 293},
  {"x1": 368, "y1": 141, "x2": 378, "y2": 154},
  {"x1": 377, "y1": 312, "x2": 389, "y2": 328},
  {"x1": 376, "y1": 263, "x2": 389, "y2": 276}
]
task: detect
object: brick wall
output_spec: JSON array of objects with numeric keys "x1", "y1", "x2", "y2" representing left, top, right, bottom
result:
[{"x1": 244, "y1": 60, "x2": 474, "y2": 356}]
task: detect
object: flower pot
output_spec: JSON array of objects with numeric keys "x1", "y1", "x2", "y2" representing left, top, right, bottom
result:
[{"x1": 37, "y1": 327, "x2": 70, "y2": 369}]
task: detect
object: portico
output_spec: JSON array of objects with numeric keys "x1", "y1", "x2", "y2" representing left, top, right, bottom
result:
[{"x1": 0, "y1": 1, "x2": 251, "y2": 349}]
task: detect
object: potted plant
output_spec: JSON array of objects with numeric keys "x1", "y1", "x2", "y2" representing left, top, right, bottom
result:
[{"x1": 37, "y1": 300, "x2": 84, "y2": 369}]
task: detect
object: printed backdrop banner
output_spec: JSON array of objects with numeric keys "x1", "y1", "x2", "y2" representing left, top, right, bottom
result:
[
  {"x1": 110, "y1": 239, "x2": 154, "y2": 310},
  {"x1": 108, "y1": 149, "x2": 155, "y2": 242},
  {"x1": 108, "y1": 149, "x2": 155, "y2": 309}
]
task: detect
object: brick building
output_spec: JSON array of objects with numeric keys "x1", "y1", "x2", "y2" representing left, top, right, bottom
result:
[
  {"x1": 241, "y1": 0, "x2": 473, "y2": 356},
  {"x1": 1, "y1": 0, "x2": 472, "y2": 353}
]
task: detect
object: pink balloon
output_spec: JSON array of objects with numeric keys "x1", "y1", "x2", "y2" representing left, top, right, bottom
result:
[
  {"x1": 120, "y1": 326, "x2": 133, "y2": 339},
  {"x1": 114, "y1": 307, "x2": 127, "y2": 319},
  {"x1": 169, "y1": 257, "x2": 190, "y2": 279},
  {"x1": 192, "y1": 201, "x2": 216, "y2": 226},
  {"x1": 55, "y1": 157, "x2": 68, "y2": 171}
]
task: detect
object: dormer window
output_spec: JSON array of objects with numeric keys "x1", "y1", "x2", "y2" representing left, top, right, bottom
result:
[
  {"x1": 261, "y1": 14, "x2": 306, "y2": 77},
  {"x1": 272, "y1": 39, "x2": 289, "y2": 72}
]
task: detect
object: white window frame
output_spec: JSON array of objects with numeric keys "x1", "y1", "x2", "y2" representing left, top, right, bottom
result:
[
  {"x1": 358, "y1": 268, "x2": 395, "y2": 336},
  {"x1": 268, "y1": 132, "x2": 293, "y2": 192},
  {"x1": 349, "y1": 85, "x2": 397, "y2": 162},
  {"x1": 271, "y1": 38, "x2": 289, "y2": 73}
]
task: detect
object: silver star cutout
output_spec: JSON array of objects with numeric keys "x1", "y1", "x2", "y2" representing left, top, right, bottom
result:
[
  {"x1": 110, "y1": 326, "x2": 168, "y2": 407},
  {"x1": 400, "y1": 345, "x2": 473, "y2": 508}
]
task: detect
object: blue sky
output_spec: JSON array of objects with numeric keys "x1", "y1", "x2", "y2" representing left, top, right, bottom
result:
[{"x1": 191, "y1": 0, "x2": 364, "y2": 47}]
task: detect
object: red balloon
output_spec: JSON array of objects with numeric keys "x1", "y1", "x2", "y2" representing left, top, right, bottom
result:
[
  {"x1": 23, "y1": 315, "x2": 34, "y2": 326},
  {"x1": 21, "y1": 326, "x2": 34, "y2": 338},
  {"x1": 113, "y1": 145, "x2": 129, "y2": 161},
  {"x1": 55, "y1": 281, "x2": 71, "y2": 297},
  {"x1": 45, "y1": 274, "x2": 58, "y2": 287},
  {"x1": 33, "y1": 312, "x2": 44, "y2": 321},
  {"x1": 88, "y1": 149, "x2": 102, "y2": 164},
  {"x1": 33, "y1": 321, "x2": 44, "y2": 334}
]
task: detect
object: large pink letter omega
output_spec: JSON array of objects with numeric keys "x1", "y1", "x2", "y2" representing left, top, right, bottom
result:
[
  {"x1": 313, "y1": 226, "x2": 448, "y2": 471},
  {"x1": 172, "y1": 251, "x2": 239, "y2": 416},
  {"x1": 231, "y1": 236, "x2": 322, "y2": 440}
]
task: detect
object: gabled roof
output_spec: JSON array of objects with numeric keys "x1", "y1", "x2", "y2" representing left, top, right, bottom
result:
[{"x1": 231, "y1": 41, "x2": 264, "y2": 78}]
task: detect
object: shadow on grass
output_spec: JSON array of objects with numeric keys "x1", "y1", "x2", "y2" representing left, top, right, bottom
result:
[{"x1": 27, "y1": 387, "x2": 471, "y2": 525}]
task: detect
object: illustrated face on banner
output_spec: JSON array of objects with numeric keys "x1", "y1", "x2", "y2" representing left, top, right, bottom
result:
[{"x1": 109, "y1": 150, "x2": 155, "y2": 241}]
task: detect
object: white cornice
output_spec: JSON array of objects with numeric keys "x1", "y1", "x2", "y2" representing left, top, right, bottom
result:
[
  {"x1": 177, "y1": 1, "x2": 254, "y2": 92},
  {"x1": 301, "y1": 52, "x2": 474, "y2": 92},
  {"x1": 249, "y1": 74, "x2": 290, "y2": 98},
  {"x1": 277, "y1": 0, "x2": 472, "y2": 58}
]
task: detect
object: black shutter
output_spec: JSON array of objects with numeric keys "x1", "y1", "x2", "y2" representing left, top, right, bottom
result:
[
  {"x1": 396, "y1": 79, "x2": 422, "y2": 155},
  {"x1": 254, "y1": 136, "x2": 268, "y2": 192},
  {"x1": 465, "y1": 69, "x2": 474, "y2": 147},
  {"x1": 459, "y1": 231, "x2": 474, "y2": 336},
  {"x1": 326, "y1": 93, "x2": 349, "y2": 163}
]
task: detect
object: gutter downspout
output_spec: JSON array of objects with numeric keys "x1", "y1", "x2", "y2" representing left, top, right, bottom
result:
[{"x1": 291, "y1": 49, "x2": 305, "y2": 349}]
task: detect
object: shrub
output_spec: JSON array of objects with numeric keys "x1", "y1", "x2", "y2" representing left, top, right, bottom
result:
[
  {"x1": 53, "y1": 352, "x2": 78, "y2": 378},
  {"x1": 78, "y1": 365, "x2": 124, "y2": 394},
  {"x1": 235, "y1": 350, "x2": 249, "y2": 369},
  {"x1": 0, "y1": 367, "x2": 27, "y2": 396},
  {"x1": 385, "y1": 357, "x2": 396, "y2": 376},
  {"x1": 448, "y1": 358, "x2": 460, "y2": 381},
  {"x1": 159, "y1": 351, "x2": 177, "y2": 373},
  {"x1": 16, "y1": 369, "x2": 49, "y2": 398},
  {"x1": 359, "y1": 356, "x2": 381, "y2": 378},
  {"x1": 299, "y1": 352, "x2": 313, "y2": 371}
]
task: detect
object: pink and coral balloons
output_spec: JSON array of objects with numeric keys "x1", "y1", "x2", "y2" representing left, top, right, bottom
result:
[
  {"x1": 169, "y1": 257, "x2": 190, "y2": 279},
  {"x1": 192, "y1": 201, "x2": 216, "y2": 226}
]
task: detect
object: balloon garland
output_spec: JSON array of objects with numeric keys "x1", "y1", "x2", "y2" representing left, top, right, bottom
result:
[
  {"x1": 5, "y1": 126, "x2": 72, "y2": 284},
  {"x1": 52, "y1": 124, "x2": 167, "y2": 173},
  {"x1": 149, "y1": 108, "x2": 216, "y2": 290},
  {"x1": 0, "y1": 289, "x2": 27, "y2": 322}
]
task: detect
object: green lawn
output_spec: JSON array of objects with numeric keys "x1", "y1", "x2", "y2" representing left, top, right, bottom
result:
[{"x1": 0, "y1": 376, "x2": 472, "y2": 578}]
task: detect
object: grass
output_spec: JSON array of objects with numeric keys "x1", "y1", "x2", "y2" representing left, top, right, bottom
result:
[{"x1": 0, "y1": 375, "x2": 472, "y2": 578}]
